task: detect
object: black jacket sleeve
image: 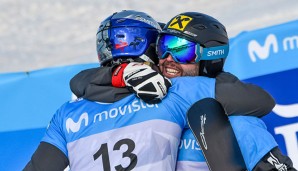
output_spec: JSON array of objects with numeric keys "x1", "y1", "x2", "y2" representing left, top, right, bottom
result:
[
  {"x1": 70, "y1": 67, "x2": 132, "y2": 103},
  {"x1": 70, "y1": 67, "x2": 103, "y2": 98},
  {"x1": 23, "y1": 142, "x2": 69, "y2": 171},
  {"x1": 215, "y1": 72, "x2": 276, "y2": 117}
]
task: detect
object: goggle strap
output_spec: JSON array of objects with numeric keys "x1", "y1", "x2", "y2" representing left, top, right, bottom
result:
[
  {"x1": 201, "y1": 44, "x2": 229, "y2": 60},
  {"x1": 195, "y1": 45, "x2": 204, "y2": 63}
]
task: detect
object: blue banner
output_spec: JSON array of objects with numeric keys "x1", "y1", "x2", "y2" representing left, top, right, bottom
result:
[
  {"x1": 0, "y1": 63, "x2": 98, "y2": 170},
  {"x1": 244, "y1": 68, "x2": 298, "y2": 167},
  {"x1": 225, "y1": 19, "x2": 298, "y2": 80},
  {"x1": 225, "y1": 19, "x2": 298, "y2": 168}
]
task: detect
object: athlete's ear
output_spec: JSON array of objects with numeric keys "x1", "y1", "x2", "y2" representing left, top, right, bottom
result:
[{"x1": 199, "y1": 59, "x2": 224, "y2": 78}]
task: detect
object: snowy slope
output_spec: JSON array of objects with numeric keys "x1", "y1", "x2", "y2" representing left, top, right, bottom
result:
[{"x1": 0, "y1": 0, "x2": 298, "y2": 73}]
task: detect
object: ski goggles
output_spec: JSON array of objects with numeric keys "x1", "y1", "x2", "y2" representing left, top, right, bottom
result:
[{"x1": 156, "y1": 34, "x2": 229, "y2": 64}]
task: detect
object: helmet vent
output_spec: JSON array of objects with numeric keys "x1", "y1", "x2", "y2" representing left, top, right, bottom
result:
[
  {"x1": 192, "y1": 24, "x2": 207, "y2": 30},
  {"x1": 116, "y1": 18, "x2": 126, "y2": 23},
  {"x1": 116, "y1": 34, "x2": 125, "y2": 38},
  {"x1": 212, "y1": 24, "x2": 220, "y2": 29},
  {"x1": 194, "y1": 14, "x2": 204, "y2": 18}
]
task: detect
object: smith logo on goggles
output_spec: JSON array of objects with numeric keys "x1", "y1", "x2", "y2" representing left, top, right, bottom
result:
[{"x1": 157, "y1": 34, "x2": 229, "y2": 64}]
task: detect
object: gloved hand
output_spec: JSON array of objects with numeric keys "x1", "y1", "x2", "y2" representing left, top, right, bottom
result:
[
  {"x1": 124, "y1": 62, "x2": 172, "y2": 104},
  {"x1": 112, "y1": 62, "x2": 172, "y2": 104},
  {"x1": 112, "y1": 63, "x2": 128, "y2": 88}
]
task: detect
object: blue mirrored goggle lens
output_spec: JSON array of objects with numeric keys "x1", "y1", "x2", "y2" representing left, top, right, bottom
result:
[{"x1": 157, "y1": 34, "x2": 198, "y2": 63}]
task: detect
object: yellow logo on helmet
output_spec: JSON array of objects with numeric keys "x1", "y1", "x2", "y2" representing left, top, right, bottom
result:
[{"x1": 168, "y1": 15, "x2": 193, "y2": 31}]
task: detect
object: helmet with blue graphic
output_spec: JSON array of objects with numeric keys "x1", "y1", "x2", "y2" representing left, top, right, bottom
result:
[
  {"x1": 158, "y1": 12, "x2": 229, "y2": 77},
  {"x1": 96, "y1": 10, "x2": 161, "y2": 66}
]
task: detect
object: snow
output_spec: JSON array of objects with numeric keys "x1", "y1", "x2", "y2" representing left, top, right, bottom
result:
[{"x1": 0, "y1": 0, "x2": 297, "y2": 73}]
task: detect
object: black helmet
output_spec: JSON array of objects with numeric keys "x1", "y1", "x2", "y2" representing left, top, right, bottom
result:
[
  {"x1": 158, "y1": 22, "x2": 166, "y2": 29},
  {"x1": 161, "y1": 12, "x2": 229, "y2": 77},
  {"x1": 96, "y1": 10, "x2": 161, "y2": 66}
]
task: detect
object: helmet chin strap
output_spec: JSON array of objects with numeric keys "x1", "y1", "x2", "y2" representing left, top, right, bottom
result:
[
  {"x1": 110, "y1": 58, "x2": 135, "y2": 66},
  {"x1": 110, "y1": 54, "x2": 155, "y2": 66}
]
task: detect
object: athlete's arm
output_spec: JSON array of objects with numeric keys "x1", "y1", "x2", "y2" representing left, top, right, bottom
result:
[
  {"x1": 120, "y1": 69, "x2": 275, "y2": 117},
  {"x1": 23, "y1": 142, "x2": 69, "y2": 171},
  {"x1": 70, "y1": 66, "x2": 132, "y2": 103},
  {"x1": 70, "y1": 65, "x2": 275, "y2": 117},
  {"x1": 215, "y1": 72, "x2": 275, "y2": 117},
  {"x1": 70, "y1": 62, "x2": 171, "y2": 104},
  {"x1": 70, "y1": 67, "x2": 101, "y2": 98}
]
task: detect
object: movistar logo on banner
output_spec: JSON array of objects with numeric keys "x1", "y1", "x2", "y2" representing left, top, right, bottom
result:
[
  {"x1": 248, "y1": 34, "x2": 278, "y2": 62},
  {"x1": 225, "y1": 20, "x2": 298, "y2": 80},
  {"x1": 248, "y1": 33, "x2": 298, "y2": 62}
]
